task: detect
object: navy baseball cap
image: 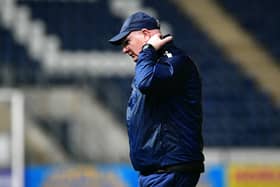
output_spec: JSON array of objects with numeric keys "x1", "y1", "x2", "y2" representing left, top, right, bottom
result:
[{"x1": 109, "y1": 12, "x2": 160, "y2": 45}]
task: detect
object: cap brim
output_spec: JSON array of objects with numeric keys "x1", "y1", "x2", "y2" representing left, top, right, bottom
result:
[{"x1": 109, "y1": 31, "x2": 130, "y2": 45}]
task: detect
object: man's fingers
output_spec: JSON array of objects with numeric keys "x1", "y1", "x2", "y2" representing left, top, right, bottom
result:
[
  {"x1": 147, "y1": 34, "x2": 173, "y2": 50},
  {"x1": 162, "y1": 36, "x2": 173, "y2": 43}
]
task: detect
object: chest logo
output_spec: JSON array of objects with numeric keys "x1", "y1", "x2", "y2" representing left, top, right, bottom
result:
[{"x1": 164, "y1": 50, "x2": 173, "y2": 58}]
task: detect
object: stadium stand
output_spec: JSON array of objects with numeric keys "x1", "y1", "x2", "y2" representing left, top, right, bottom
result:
[
  {"x1": 17, "y1": 0, "x2": 123, "y2": 51},
  {"x1": 1, "y1": 0, "x2": 280, "y2": 165},
  {"x1": 142, "y1": 0, "x2": 280, "y2": 146},
  {"x1": 0, "y1": 25, "x2": 41, "y2": 85},
  {"x1": 217, "y1": 0, "x2": 280, "y2": 63}
]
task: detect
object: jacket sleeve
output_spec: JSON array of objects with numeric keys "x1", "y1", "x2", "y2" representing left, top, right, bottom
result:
[{"x1": 134, "y1": 47, "x2": 181, "y2": 94}]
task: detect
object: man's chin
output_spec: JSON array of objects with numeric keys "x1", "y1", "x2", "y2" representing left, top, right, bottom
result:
[{"x1": 132, "y1": 56, "x2": 138, "y2": 62}]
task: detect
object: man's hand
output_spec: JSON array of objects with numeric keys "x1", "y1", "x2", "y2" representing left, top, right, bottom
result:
[{"x1": 147, "y1": 34, "x2": 173, "y2": 50}]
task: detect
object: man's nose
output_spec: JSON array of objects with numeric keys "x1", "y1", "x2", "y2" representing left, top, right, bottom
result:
[{"x1": 122, "y1": 46, "x2": 128, "y2": 53}]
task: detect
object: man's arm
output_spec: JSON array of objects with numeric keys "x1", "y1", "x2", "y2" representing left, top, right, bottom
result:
[{"x1": 134, "y1": 34, "x2": 184, "y2": 93}]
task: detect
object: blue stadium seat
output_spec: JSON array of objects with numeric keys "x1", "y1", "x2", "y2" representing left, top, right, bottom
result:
[
  {"x1": 17, "y1": 0, "x2": 123, "y2": 51},
  {"x1": 0, "y1": 25, "x2": 41, "y2": 84},
  {"x1": 217, "y1": 0, "x2": 280, "y2": 63}
]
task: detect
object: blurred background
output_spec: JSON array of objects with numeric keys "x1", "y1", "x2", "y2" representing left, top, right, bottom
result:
[{"x1": 0, "y1": 0, "x2": 280, "y2": 186}]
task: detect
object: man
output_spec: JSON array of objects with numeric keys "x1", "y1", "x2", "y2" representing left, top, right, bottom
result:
[{"x1": 109, "y1": 12, "x2": 204, "y2": 187}]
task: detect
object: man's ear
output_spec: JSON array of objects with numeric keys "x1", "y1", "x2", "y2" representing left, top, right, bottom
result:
[{"x1": 141, "y1": 29, "x2": 151, "y2": 42}]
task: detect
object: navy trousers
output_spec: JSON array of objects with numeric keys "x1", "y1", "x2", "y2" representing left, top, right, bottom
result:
[{"x1": 138, "y1": 172, "x2": 200, "y2": 187}]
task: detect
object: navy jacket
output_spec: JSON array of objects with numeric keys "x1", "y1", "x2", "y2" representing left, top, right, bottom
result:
[{"x1": 126, "y1": 42, "x2": 204, "y2": 172}]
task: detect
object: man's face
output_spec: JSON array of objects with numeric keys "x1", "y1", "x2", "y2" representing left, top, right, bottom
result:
[{"x1": 121, "y1": 31, "x2": 147, "y2": 62}]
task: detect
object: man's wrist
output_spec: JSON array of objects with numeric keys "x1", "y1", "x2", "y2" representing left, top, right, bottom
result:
[{"x1": 142, "y1": 43, "x2": 155, "y2": 51}]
